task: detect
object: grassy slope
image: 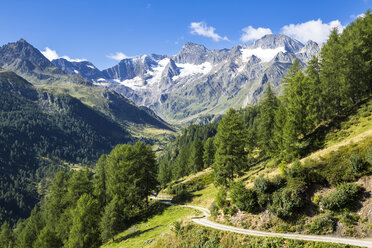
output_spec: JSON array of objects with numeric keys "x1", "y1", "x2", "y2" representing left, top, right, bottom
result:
[
  {"x1": 103, "y1": 99, "x2": 372, "y2": 247},
  {"x1": 102, "y1": 206, "x2": 199, "y2": 248}
]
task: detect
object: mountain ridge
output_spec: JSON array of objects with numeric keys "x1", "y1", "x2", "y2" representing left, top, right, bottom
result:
[{"x1": 50, "y1": 34, "x2": 320, "y2": 123}]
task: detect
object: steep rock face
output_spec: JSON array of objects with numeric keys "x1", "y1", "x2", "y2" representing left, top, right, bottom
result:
[
  {"x1": 102, "y1": 54, "x2": 167, "y2": 81},
  {"x1": 0, "y1": 39, "x2": 91, "y2": 85},
  {"x1": 0, "y1": 39, "x2": 62, "y2": 79},
  {"x1": 52, "y1": 58, "x2": 104, "y2": 81},
  {"x1": 53, "y1": 34, "x2": 321, "y2": 123}
]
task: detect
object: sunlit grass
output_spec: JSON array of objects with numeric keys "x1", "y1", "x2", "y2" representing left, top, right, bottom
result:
[{"x1": 102, "y1": 206, "x2": 198, "y2": 248}]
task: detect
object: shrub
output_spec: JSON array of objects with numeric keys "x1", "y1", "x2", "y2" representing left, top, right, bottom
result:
[
  {"x1": 286, "y1": 160, "x2": 306, "y2": 180},
  {"x1": 268, "y1": 188, "x2": 303, "y2": 219},
  {"x1": 230, "y1": 181, "x2": 257, "y2": 213},
  {"x1": 271, "y1": 175, "x2": 286, "y2": 190},
  {"x1": 209, "y1": 201, "x2": 219, "y2": 217},
  {"x1": 348, "y1": 154, "x2": 366, "y2": 174},
  {"x1": 365, "y1": 146, "x2": 372, "y2": 165},
  {"x1": 257, "y1": 193, "x2": 271, "y2": 208},
  {"x1": 321, "y1": 183, "x2": 363, "y2": 211},
  {"x1": 254, "y1": 176, "x2": 273, "y2": 194},
  {"x1": 172, "y1": 221, "x2": 182, "y2": 236},
  {"x1": 215, "y1": 188, "x2": 228, "y2": 209},
  {"x1": 305, "y1": 214, "x2": 336, "y2": 235}
]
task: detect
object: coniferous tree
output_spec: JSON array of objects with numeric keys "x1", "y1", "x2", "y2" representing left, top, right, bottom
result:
[
  {"x1": 16, "y1": 207, "x2": 43, "y2": 248},
  {"x1": 133, "y1": 141, "x2": 158, "y2": 205},
  {"x1": 67, "y1": 168, "x2": 93, "y2": 204},
  {"x1": 213, "y1": 108, "x2": 247, "y2": 187},
  {"x1": 0, "y1": 221, "x2": 14, "y2": 248},
  {"x1": 257, "y1": 84, "x2": 279, "y2": 156},
  {"x1": 188, "y1": 138, "x2": 204, "y2": 173},
  {"x1": 304, "y1": 56, "x2": 324, "y2": 125},
  {"x1": 281, "y1": 60, "x2": 308, "y2": 158},
  {"x1": 273, "y1": 100, "x2": 287, "y2": 159},
  {"x1": 158, "y1": 159, "x2": 172, "y2": 187},
  {"x1": 172, "y1": 145, "x2": 190, "y2": 179},
  {"x1": 203, "y1": 137, "x2": 215, "y2": 168},
  {"x1": 320, "y1": 28, "x2": 346, "y2": 115},
  {"x1": 68, "y1": 194, "x2": 100, "y2": 248},
  {"x1": 93, "y1": 154, "x2": 108, "y2": 207},
  {"x1": 100, "y1": 196, "x2": 121, "y2": 243},
  {"x1": 32, "y1": 226, "x2": 62, "y2": 248}
]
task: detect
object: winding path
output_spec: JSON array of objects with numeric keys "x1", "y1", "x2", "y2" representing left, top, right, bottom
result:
[{"x1": 155, "y1": 199, "x2": 372, "y2": 248}]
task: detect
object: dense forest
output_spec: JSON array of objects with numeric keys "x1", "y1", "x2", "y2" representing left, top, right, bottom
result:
[
  {"x1": 0, "y1": 141, "x2": 157, "y2": 248},
  {"x1": 0, "y1": 71, "x2": 132, "y2": 224}
]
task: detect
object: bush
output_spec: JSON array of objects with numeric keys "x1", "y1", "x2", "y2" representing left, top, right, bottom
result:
[
  {"x1": 168, "y1": 184, "x2": 184, "y2": 195},
  {"x1": 349, "y1": 154, "x2": 366, "y2": 174},
  {"x1": 209, "y1": 201, "x2": 219, "y2": 217},
  {"x1": 254, "y1": 176, "x2": 273, "y2": 194},
  {"x1": 269, "y1": 188, "x2": 303, "y2": 219},
  {"x1": 215, "y1": 188, "x2": 228, "y2": 209},
  {"x1": 321, "y1": 183, "x2": 363, "y2": 211},
  {"x1": 286, "y1": 161, "x2": 306, "y2": 180},
  {"x1": 257, "y1": 193, "x2": 271, "y2": 208},
  {"x1": 271, "y1": 175, "x2": 286, "y2": 190},
  {"x1": 305, "y1": 214, "x2": 336, "y2": 235},
  {"x1": 230, "y1": 181, "x2": 257, "y2": 213},
  {"x1": 365, "y1": 147, "x2": 372, "y2": 165}
]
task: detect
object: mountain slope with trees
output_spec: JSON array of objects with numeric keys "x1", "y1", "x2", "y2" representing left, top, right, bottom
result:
[{"x1": 0, "y1": 71, "x2": 133, "y2": 224}]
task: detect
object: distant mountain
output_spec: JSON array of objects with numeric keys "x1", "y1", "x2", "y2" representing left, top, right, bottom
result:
[
  {"x1": 0, "y1": 39, "x2": 171, "y2": 130},
  {"x1": 52, "y1": 58, "x2": 105, "y2": 81},
  {"x1": 52, "y1": 34, "x2": 320, "y2": 123}
]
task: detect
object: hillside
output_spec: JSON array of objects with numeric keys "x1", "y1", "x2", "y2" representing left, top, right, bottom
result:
[
  {"x1": 106, "y1": 104, "x2": 372, "y2": 247},
  {"x1": 0, "y1": 71, "x2": 135, "y2": 224},
  {"x1": 99, "y1": 13, "x2": 372, "y2": 247}
]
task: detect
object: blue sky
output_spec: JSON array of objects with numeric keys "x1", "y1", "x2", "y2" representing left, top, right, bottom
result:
[{"x1": 0, "y1": 0, "x2": 370, "y2": 69}]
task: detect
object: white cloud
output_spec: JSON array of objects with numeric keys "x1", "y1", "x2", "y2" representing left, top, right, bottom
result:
[
  {"x1": 40, "y1": 47, "x2": 86, "y2": 62},
  {"x1": 240, "y1": 26, "x2": 272, "y2": 42},
  {"x1": 189, "y1": 22, "x2": 229, "y2": 42},
  {"x1": 281, "y1": 19, "x2": 345, "y2": 44},
  {"x1": 351, "y1": 13, "x2": 365, "y2": 19},
  {"x1": 41, "y1": 47, "x2": 59, "y2": 61},
  {"x1": 107, "y1": 52, "x2": 129, "y2": 61}
]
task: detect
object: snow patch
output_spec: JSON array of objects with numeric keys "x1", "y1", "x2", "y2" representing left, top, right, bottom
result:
[
  {"x1": 173, "y1": 62, "x2": 212, "y2": 80},
  {"x1": 241, "y1": 47, "x2": 286, "y2": 63},
  {"x1": 111, "y1": 76, "x2": 147, "y2": 90},
  {"x1": 146, "y1": 58, "x2": 170, "y2": 85},
  {"x1": 86, "y1": 65, "x2": 95, "y2": 69},
  {"x1": 73, "y1": 69, "x2": 79, "y2": 74}
]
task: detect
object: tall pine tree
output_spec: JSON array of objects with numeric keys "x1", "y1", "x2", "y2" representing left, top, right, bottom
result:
[
  {"x1": 213, "y1": 108, "x2": 247, "y2": 187},
  {"x1": 257, "y1": 84, "x2": 279, "y2": 156}
]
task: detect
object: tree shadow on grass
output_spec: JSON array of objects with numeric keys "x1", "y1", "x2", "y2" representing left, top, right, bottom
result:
[{"x1": 114, "y1": 225, "x2": 161, "y2": 244}]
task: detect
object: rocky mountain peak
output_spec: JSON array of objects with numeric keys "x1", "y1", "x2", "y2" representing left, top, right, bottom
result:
[
  {"x1": 247, "y1": 34, "x2": 304, "y2": 53},
  {"x1": 174, "y1": 42, "x2": 208, "y2": 64}
]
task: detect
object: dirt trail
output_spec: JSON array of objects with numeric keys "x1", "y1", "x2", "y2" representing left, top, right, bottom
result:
[{"x1": 157, "y1": 199, "x2": 372, "y2": 247}]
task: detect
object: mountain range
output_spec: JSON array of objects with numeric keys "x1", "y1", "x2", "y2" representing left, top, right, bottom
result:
[
  {"x1": 0, "y1": 39, "x2": 171, "y2": 130},
  {"x1": 51, "y1": 34, "x2": 320, "y2": 123}
]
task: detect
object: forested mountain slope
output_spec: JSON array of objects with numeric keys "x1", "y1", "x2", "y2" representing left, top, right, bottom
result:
[{"x1": 0, "y1": 71, "x2": 133, "y2": 224}]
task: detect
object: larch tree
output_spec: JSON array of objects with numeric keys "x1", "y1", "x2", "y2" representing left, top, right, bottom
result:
[{"x1": 213, "y1": 108, "x2": 247, "y2": 187}]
